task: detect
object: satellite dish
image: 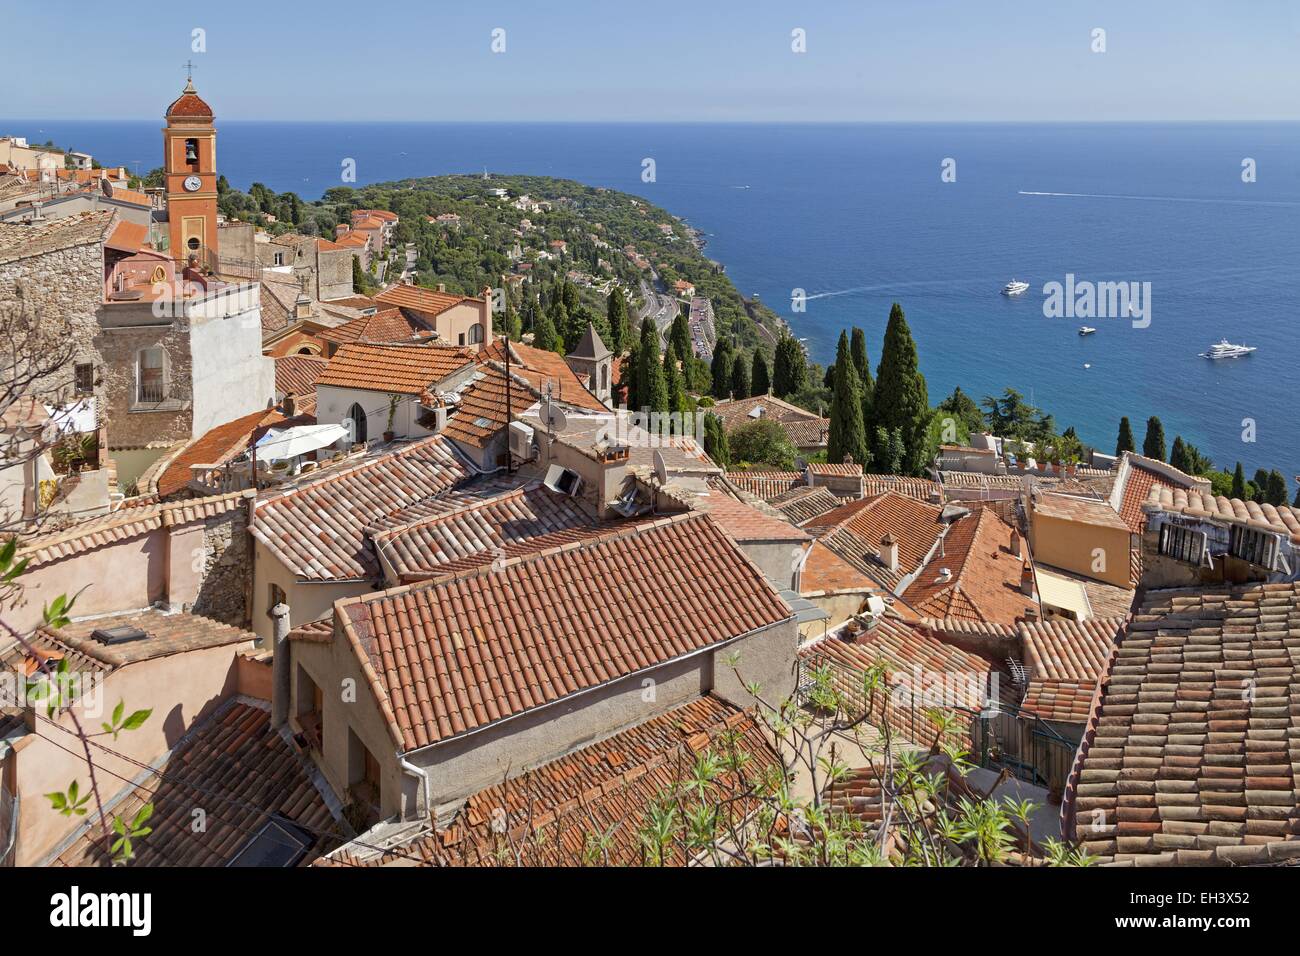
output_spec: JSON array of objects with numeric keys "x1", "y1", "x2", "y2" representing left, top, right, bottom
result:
[
  {"x1": 541, "y1": 403, "x2": 567, "y2": 434},
  {"x1": 652, "y1": 449, "x2": 668, "y2": 485}
]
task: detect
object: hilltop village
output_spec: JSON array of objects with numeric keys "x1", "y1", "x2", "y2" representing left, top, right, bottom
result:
[{"x1": 1, "y1": 82, "x2": 1298, "y2": 869}]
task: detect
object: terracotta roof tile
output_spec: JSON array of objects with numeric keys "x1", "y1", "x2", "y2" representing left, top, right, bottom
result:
[
  {"x1": 53, "y1": 699, "x2": 342, "y2": 866},
  {"x1": 902, "y1": 508, "x2": 1030, "y2": 626},
  {"x1": 1033, "y1": 492, "x2": 1130, "y2": 531},
  {"x1": 480, "y1": 340, "x2": 606, "y2": 412},
  {"x1": 804, "y1": 492, "x2": 946, "y2": 591},
  {"x1": 314, "y1": 342, "x2": 475, "y2": 394},
  {"x1": 441, "y1": 365, "x2": 541, "y2": 448},
  {"x1": 250, "y1": 436, "x2": 476, "y2": 581},
  {"x1": 1144, "y1": 487, "x2": 1300, "y2": 545},
  {"x1": 375, "y1": 284, "x2": 476, "y2": 316},
  {"x1": 157, "y1": 406, "x2": 306, "y2": 498},
  {"x1": 338, "y1": 512, "x2": 793, "y2": 751},
  {"x1": 316, "y1": 308, "x2": 433, "y2": 347},
  {"x1": 1068, "y1": 582, "x2": 1300, "y2": 865},
  {"x1": 770, "y1": 486, "x2": 842, "y2": 525},
  {"x1": 320, "y1": 695, "x2": 778, "y2": 866},
  {"x1": 1018, "y1": 617, "x2": 1125, "y2": 723},
  {"x1": 725, "y1": 471, "x2": 803, "y2": 501},
  {"x1": 275, "y1": 354, "x2": 327, "y2": 399}
]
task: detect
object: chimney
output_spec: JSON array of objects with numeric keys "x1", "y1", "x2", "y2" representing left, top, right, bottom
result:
[
  {"x1": 1009, "y1": 529, "x2": 1021, "y2": 558},
  {"x1": 283, "y1": 392, "x2": 296, "y2": 418},
  {"x1": 294, "y1": 292, "x2": 313, "y2": 320},
  {"x1": 334, "y1": 223, "x2": 348, "y2": 239},
  {"x1": 879, "y1": 533, "x2": 899, "y2": 573},
  {"x1": 1020, "y1": 562, "x2": 1036, "y2": 597},
  {"x1": 1024, "y1": 605, "x2": 1039, "y2": 624},
  {"x1": 270, "y1": 602, "x2": 292, "y2": 729}
]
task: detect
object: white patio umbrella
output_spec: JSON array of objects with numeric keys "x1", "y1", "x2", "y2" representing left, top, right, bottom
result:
[{"x1": 253, "y1": 423, "x2": 349, "y2": 462}]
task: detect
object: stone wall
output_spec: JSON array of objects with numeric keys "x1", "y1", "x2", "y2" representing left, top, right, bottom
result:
[
  {"x1": 0, "y1": 238, "x2": 105, "y2": 403},
  {"x1": 94, "y1": 313, "x2": 193, "y2": 448},
  {"x1": 191, "y1": 502, "x2": 252, "y2": 625}
]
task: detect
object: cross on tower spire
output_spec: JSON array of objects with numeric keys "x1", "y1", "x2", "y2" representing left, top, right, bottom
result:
[{"x1": 182, "y1": 61, "x2": 197, "y2": 92}]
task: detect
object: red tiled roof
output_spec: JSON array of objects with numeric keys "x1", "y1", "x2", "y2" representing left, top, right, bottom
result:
[
  {"x1": 157, "y1": 406, "x2": 304, "y2": 498},
  {"x1": 725, "y1": 470, "x2": 803, "y2": 501},
  {"x1": 314, "y1": 342, "x2": 475, "y2": 394},
  {"x1": 690, "y1": 485, "x2": 809, "y2": 543},
  {"x1": 901, "y1": 508, "x2": 1029, "y2": 626},
  {"x1": 1069, "y1": 583, "x2": 1300, "y2": 866},
  {"x1": 807, "y1": 462, "x2": 863, "y2": 477},
  {"x1": 371, "y1": 481, "x2": 596, "y2": 581},
  {"x1": 375, "y1": 284, "x2": 477, "y2": 316},
  {"x1": 275, "y1": 354, "x2": 327, "y2": 399},
  {"x1": 805, "y1": 492, "x2": 946, "y2": 591},
  {"x1": 319, "y1": 695, "x2": 778, "y2": 867},
  {"x1": 1033, "y1": 492, "x2": 1130, "y2": 531},
  {"x1": 165, "y1": 82, "x2": 213, "y2": 119},
  {"x1": 317, "y1": 308, "x2": 432, "y2": 347},
  {"x1": 442, "y1": 365, "x2": 541, "y2": 449},
  {"x1": 337, "y1": 511, "x2": 793, "y2": 751},
  {"x1": 861, "y1": 474, "x2": 942, "y2": 502},
  {"x1": 53, "y1": 700, "x2": 342, "y2": 866},
  {"x1": 1018, "y1": 616, "x2": 1125, "y2": 723},
  {"x1": 708, "y1": 395, "x2": 829, "y2": 448},
  {"x1": 480, "y1": 340, "x2": 606, "y2": 412},
  {"x1": 105, "y1": 219, "x2": 148, "y2": 252},
  {"x1": 250, "y1": 436, "x2": 476, "y2": 581},
  {"x1": 770, "y1": 486, "x2": 841, "y2": 525},
  {"x1": 1143, "y1": 487, "x2": 1300, "y2": 546},
  {"x1": 1114, "y1": 454, "x2": 1200, "y2": 534}
]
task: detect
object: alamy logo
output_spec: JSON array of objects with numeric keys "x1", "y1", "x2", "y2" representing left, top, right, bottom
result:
[
  {"x1": 1042, "y1": 273, "x2": 1151, "y2": 328},
  {"x1": 49, "y1": 886, "x2": 152, "y2": 937}
]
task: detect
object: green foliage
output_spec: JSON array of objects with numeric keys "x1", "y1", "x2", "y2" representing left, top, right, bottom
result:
[
  {"x1": 871, "y1": 304, "x2": 929, "y2": 473},
  {"x1": 730, "y1": 353, "x2": 751, "y2": 400},
  {"x1": 850, "y1": 326, "x2": 873, "y2": 424},
  {"x1": 702, "y1": 413, "x2": 730, "y2": 467},
  {"x1": 1264, "y1": 469, "x2": 1289, "y2": 507},
  {"x1": 111, "y1": 805, "x2": 154, "y2": 863},
  {"x1": 827, "y1": 331, "x2": 868, "y2": 468},
  {"x1": 710, "y1": 341, "x2": 734, "y2": 400},
  {"x1": 750, "y1": 350, "x2": 770, "y2": 396},
  {"x1": 729, "y1": 418, "x2": 798, "y2": 469},
  {"x1": 101, "y1": 699, "x2": 153, "y2": 742},
  {"x1": 1115, "y1": 416, "x2": 1135, "y2": 456},
  {"x1": 638, "y1": 319, "x2": 668, "y2": 413},
  {"x1": 606, "y1": 287, "x2": 629, "y2": 354},
  {"x1": 1232, "y1": 462, "x2": 1247, "y2": 499},
  {"x1": 937, "y1": 387, "x2": 983, "y2": 437},
  {"x1": 46, "y1": 781, "x2": 91, "y2": 817},
  {"x1": 532, "y1": 305, "x2": 560, "y2": 353},
  {"x1": 772, "y1": 334, "x2": 807, "y2": 399},
  {"x1": 1143, "y1": 416, "x2": 1166, "y2": 461}
]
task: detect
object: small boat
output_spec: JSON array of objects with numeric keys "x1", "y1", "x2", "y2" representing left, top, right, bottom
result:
[
  {"x1": 1002, "y1": 279, "x2": 1030, "y2": 296},
  {"x1": 1201, "y1": 339, "x2": 1257, "y2": 359},
  {"x1": 1083, "y1": 363, "x2": 1091, "y2": 369},
  {"x1": 1078, "y1": 326, "x2": 1096, "y2": 336}
]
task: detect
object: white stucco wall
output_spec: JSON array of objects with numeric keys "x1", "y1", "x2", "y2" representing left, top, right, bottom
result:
[{"x1": 187, "y1": 291, "x2": 275, "y2": 437}]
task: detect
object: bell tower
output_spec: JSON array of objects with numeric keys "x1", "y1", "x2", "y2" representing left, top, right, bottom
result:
[{"x1": 163, "y1": 70, "x2": 219, "y2": 268}]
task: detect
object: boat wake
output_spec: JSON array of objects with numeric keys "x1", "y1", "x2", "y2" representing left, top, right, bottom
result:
[{"x1": 1019, "y1": 190, "x2": 1300, "y2": 208}]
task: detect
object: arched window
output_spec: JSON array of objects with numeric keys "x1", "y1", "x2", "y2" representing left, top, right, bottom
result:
[
  {"x1": 600, "y1": 363, "x2": 609, "y2": 393},
  {"x1": 347, "y1": 402, "x2": 367, "y2": 444},
  {"x1": 467, "y1": 323, "x2": 484, "y2": 345}
]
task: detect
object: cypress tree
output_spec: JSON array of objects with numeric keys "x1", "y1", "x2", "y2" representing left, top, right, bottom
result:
[
  {"x1": 772, "y1": 334, "x2": 806, "y2": 398},
  {"x1": 1252, "y1": 469, "x2": 1270, "y2": 503},
  {"x1": 710, "y1": 341, "x2": 733, "y2": 400},
  {"x1": 532, "y1": 306, "x2": 559, "y2": 352},
  {"x1": 548, "y1": 299, "x2": 569, "y2": 354},
  {"x1": 640, "y1": 320, "x2": 669, "y2": 413},
  {"x1": 1265, "y1": 470, "x2": 1288, "y2": 507},
  {"x1": 606, "y1": 287, "x2": 628, "y2": 354},
  {"x1": 851, "y1": 326, "x2": 874, "y2": 427},
  {"x1": 1170, "y1": 436, "x2": 1189, "y2": 473},
  {"x1": 703, "y1": 413, "x2": 730, "y2": 467},
  {"x1": 670, "y1": 311, "x2": 692, "y2": 368},
  {"x1": 1231, "y1": 462, "x2": 1246, "y2": 499},
  {"x1": 1115, "y1": 416, "x2": 1135, "y2": 456},
  {"x1": 871, "y1": 303, "x2": 929, "y2": 473},
  {"x1": 1142, "y1": 416, "x2": 1166, "y2": 461},
  {"x1": 730, "y1": 354, "x2": 750, "y2": 400},
  {"x1": 663, "y1": 344, "x2": 687, "y2": 418},
  {"x1": 622, "y1": 340, "x2": 641, "y2": 410},
  {"x1": 751, "y1": 351, "x2": 770, "y2": 396},
  {"x1": 827, "y1": 330, "x2": 868, "y2": 467}
]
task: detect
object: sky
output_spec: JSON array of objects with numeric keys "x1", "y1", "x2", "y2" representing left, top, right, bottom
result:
[{"x1": 5, "y1": 0, "x2": 1300, "y2": 122}]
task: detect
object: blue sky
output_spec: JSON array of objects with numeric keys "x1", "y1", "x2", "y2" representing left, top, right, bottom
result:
[{"x1": 6, "y1": 0, "x2": 1300, "y2": 121}]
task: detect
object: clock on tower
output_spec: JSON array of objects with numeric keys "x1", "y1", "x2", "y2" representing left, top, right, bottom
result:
[{"x1": 163, "y1": 75, "x2": 219, "y2": 268}]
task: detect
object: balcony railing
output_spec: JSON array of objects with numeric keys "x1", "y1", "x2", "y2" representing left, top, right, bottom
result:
[{"x1": 137, "y1": 381, "x2": 167, "y2": 404}]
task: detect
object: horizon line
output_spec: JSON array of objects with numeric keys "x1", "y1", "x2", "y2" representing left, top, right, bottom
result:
[{"x1": 5, "y1": 117, "x2": 1300, "y2": 125}]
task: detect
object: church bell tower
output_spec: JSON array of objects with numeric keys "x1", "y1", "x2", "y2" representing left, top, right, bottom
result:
[{"x1": 163, "y1": 72, "x2": 219, "y2": 267}]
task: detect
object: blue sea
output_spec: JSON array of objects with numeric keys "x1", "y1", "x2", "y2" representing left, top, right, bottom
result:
[{"x1": 10, "y1": 119, "x2": 1299, "y2": 480}]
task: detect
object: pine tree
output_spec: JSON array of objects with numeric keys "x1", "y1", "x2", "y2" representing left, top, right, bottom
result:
[
  {"x1": 1232, "y1": 462, "x2": 1246, "y2": 499},
  {"x1": 1142, "y1": 416, "x2": 1166, "y2": 461},
  {"x1": 750, "y1": 351, "x2": 770, "y2": 396},
  {"x1": 1170, "y1": 436, "x2": 1189, "y2": 473},
  {"x1": 1115, "y1": 416, "x2": 1135, "y2": 456},
  {"x1": 871, "y1": 303, "x2": 929, "y2": 473},
  {"x1": 730, "y1": 354, "x2": 750, "y2": 400},
  {"x1": 710, "y1": 341, "x2": 733, "y2": 400},
  {"x1": 606, "y1": 288, "x2": 628, "y2": 354},
  {"x1": 827, "y1": 330, "x2": 868, "y2": 467},
  {"x1": 772, "y1": 335, "x2": 806, "y2": 398}
]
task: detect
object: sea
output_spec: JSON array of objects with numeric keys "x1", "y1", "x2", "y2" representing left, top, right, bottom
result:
[{"x1": 8, "y1": 119, "x2": 1299, "y2": 480}]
